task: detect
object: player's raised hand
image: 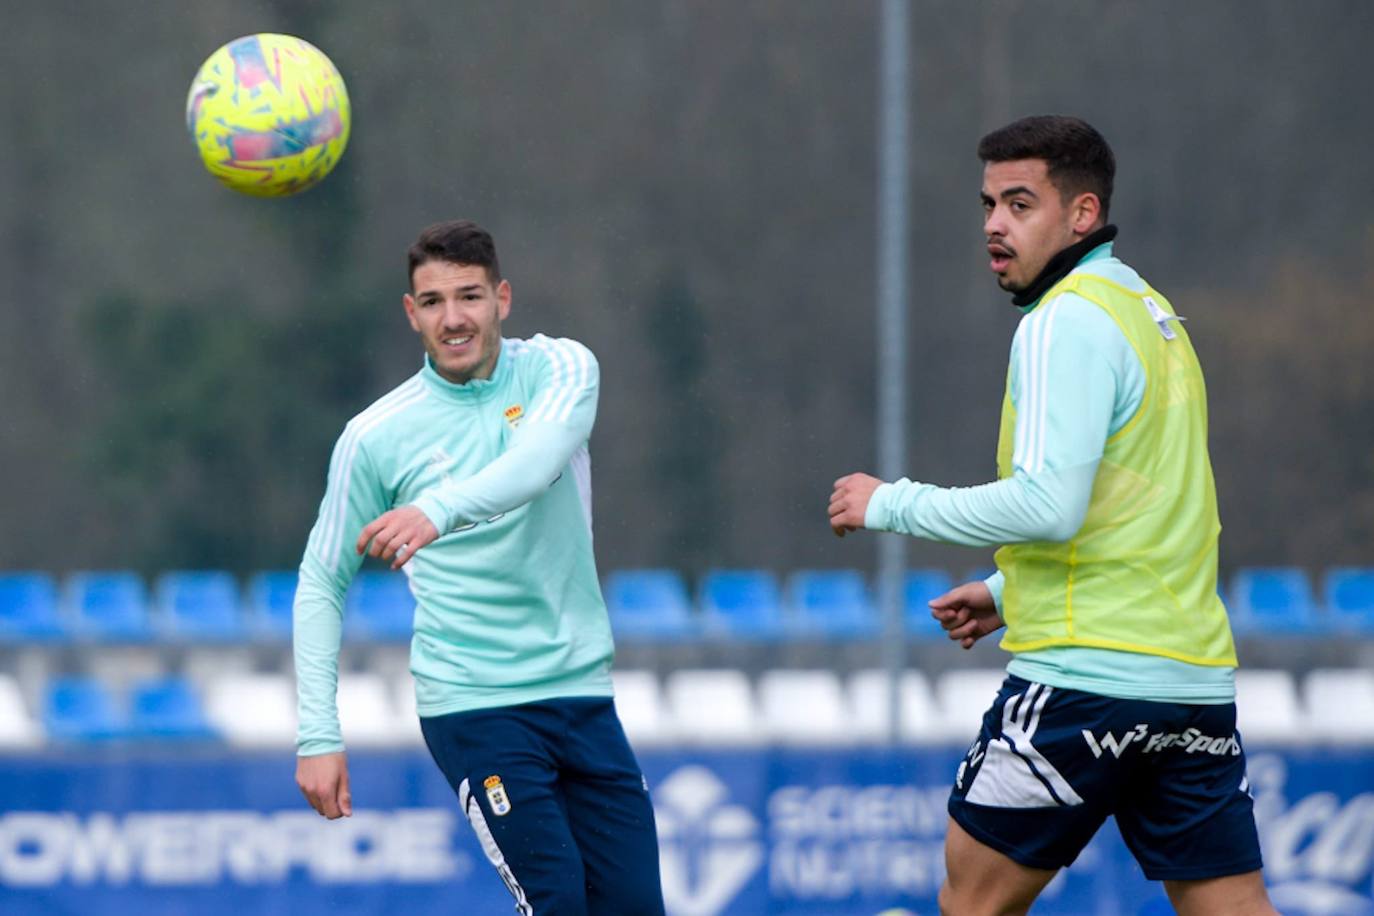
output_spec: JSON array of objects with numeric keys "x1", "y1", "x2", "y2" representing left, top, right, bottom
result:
[
  {"x1": 296, "y1": 751, "x2": 352, "y2": 819},
  {"x1": 828, "y1": 473, "x2": 884, "y2": 537},
  {"x1": 357, "y1": 505, "x2": 440, "y2": 569},
  {"x1": 929, "y1": 580, "x2": 1004, "y2": 649}
]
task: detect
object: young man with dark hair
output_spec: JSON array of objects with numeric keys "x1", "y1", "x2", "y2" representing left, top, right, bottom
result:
[
  {"x1": 829, "y1": 116, "x2": 1277, "y2": 915},
  {"x1": 293, "y1": 219, "x2": 665, "y2": 914}
]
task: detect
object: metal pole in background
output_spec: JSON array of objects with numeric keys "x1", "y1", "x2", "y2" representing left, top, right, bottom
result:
[{"x1": 876, "y1": 0, "x2": 910, "y2": 744}]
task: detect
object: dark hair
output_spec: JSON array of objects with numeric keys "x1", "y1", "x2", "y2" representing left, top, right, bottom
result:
[
  {"x1": 978, "y1": 116, "x2": 1115, "y2": 219},
  {"x1": 407, "y1": 220, "x2": 501, "y2": 288}
]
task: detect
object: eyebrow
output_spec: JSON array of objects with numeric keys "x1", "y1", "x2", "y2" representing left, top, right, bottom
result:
[
  {"x1": 416, "y1": 283, "x2": 485, "y2": 299},
  {"x1": 980, "y1": 186, "x2": 1040, "y2": 206}
]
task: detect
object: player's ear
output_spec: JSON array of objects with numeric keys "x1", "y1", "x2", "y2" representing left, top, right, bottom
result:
[
  {"x1": 402, "y1": 293, "x2": 422, "y2": 332},
  {"x1": 496, "y1": 279, "x2": 512, "y2": 322},
  {"x1": 1070, "y1": 191, "x2": 1103, "y2": 235}
]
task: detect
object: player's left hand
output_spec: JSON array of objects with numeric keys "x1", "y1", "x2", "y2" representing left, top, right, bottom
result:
[
  {"x1": 828, "y1": 473, "x2": 884, "y2": 537},
  {"x1": 357, "y1": 506, "x2": 440, "y2": 569}
]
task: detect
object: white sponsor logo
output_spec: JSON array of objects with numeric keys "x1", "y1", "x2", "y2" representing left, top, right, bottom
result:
[
  {"x1": 654, "y1": 766, "x2": 763, "y2": 916},
  {"x1": 0, "y1": 809, "x2": 465, "y2": 887},
  {"x1": 1082, "y1": 724, "x2": 1149, "y2": 758},
  {"x1": 1082, "y1": 725, "x2": 1241, "y2": 759}
]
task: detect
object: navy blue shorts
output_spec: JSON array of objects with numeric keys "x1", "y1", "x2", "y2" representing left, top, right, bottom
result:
[
  {"x1": 948, "y1": 675, "x2": 1264, "y2": 881},
  {"x1": 421, "y1": 696, "x2": 665, "y2": 915}
]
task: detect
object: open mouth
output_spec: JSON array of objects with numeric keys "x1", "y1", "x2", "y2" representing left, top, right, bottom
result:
[
  {"x1": 441, "y1": 334, "x2": 474, "y2": 350},
  {"x1": 988, "y1": 245, "x2": 1014, "y2": 272}
]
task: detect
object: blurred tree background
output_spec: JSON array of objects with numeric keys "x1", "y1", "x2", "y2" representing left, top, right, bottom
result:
[{"x1": 0, "y1": 0, "x2": 1369, "y2": 579}]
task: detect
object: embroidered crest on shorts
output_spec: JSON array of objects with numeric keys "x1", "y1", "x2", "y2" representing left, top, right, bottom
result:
[{"x1": 484, "y1": 775, "x2": 512, "y2": 816}]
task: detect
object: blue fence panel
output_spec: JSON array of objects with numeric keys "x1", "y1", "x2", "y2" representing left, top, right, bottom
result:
[{"x1": 0, "y1": 746, "x2": 1370, "y2": 914}]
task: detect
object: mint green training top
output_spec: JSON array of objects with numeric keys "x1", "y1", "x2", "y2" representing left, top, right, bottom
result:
[
  {"x1": 293, "y1": 335, "x2": 615, "y2": 756},
  {"x1": 865, "y1": 244, "x2": 1235, "y2": 704}
]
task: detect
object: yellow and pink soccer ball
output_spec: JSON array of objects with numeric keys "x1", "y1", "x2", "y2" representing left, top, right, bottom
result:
[{"x1": 186, "y1": 33, "x2": 351, "y2": 197}]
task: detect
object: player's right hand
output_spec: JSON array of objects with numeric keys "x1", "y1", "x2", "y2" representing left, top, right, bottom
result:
[
  {"x1": 296, "y1": 751, "x2": 352, "y2": 819},
  {"x1": 929, "y1": 580, "x2": 1004, "y2": 650},
  {"x1": 357, "y1": 505, "x2": 440, "y2": 569}
]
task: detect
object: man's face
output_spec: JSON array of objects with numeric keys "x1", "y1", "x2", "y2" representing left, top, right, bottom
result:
[
  {"x1": 981, "y1": 159, "x2": 1095, "y2": 293},
  {"x1": 404, "y1": 260, "x2": 511, "y2": 384}
]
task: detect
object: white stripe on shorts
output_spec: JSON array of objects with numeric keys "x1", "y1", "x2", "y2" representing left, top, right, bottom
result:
[
  {"x1": 966, "y1": 682, "x2": 1085, "y2": 808},
  {"x1": 459, "y1": 777, "x2": 534, "y2": 915}
]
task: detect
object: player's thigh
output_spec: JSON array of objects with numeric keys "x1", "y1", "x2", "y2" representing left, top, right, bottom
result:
[
  {"x1": 1113, "y1": 702, "x2": 1264, "y2": 884},
  {"x1": 1165, "y1": 869, "x2": 1277, "y2": 916},
  {"x1": 941, "y1": 817, "x2": 1058, "y2": 916},
  {"x1": 559, "y1": 698, "x2": 666, "y2": 915},
  {"x1": 421, "y1": 707, "x2": 589, "y2": 915}
]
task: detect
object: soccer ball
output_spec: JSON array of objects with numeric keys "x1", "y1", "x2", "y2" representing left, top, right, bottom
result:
[{"x1": 185, "y1": 33, "x2": 351, "y2": 197}]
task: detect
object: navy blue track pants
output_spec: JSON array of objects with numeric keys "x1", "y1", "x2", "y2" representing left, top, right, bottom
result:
[{"x1": 421, "y1": 696, "x2": 665, "y2": 915}]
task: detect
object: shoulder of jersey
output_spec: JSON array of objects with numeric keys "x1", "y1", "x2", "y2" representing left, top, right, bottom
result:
[
  {"x1": 341, "y1": 375, "x2": 429, "y2": 440},
  {"x1": 503, "y1": 334, "x2": 596, "y2": 370}
]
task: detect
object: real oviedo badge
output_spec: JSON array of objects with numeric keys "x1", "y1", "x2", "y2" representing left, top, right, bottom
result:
[{"x1": 484, "y1": 775, "x2": 512, "y2": 816}]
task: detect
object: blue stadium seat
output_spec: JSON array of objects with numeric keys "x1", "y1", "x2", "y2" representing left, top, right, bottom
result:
[
  {"x1": 155, "y1": 571, "x2": 246, "y2": 642},
  {"x1": 0, "y1": 572, "x2": 65, "y2": 642},
  {"x1": 604, "y1": 569, "x2": 699, "y2": 640},
  {"x1": 344, "y1": 572, "x2": 415, "y2": 642},
  {"x1": 904, "y1": 569, "x2": 954, "y2": 639},
  {"x1": 246, "y1": 571, "x2": 297, "y2": 641},
  {"x1": 1229, "y1": 567, "x2": 1323, "y2": 635},
  {"x1": 44, "y1": 676, "x2": 126, "y2": 742},
  {"x1": 129, "y1": 677, "x2": 219, "y2": 741},
  {"x1": 1323, "y1": 567, "x2": 1374, "y2": 634},
  {"x1": 785, "y1": 569, "x2": 879, "y2": 639},
  {"x1": 700, "y1": 569, "x2": 785, "y2": 640},
  {"x1": 65, "y1": 572, "x2": 154, "y2": 642}
]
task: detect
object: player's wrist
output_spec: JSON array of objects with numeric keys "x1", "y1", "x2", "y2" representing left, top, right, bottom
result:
[
  {"x1": 410, "y1": 494, "x2": 452, "y2": 535},
  {"x1": 864, "y1": 479, "x2": 912, "y2": 531}
]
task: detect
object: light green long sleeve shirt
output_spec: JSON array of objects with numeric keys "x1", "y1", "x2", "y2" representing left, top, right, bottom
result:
[
  {"x1": 865, "y1": 245, "x2": 1234, "y2": 703},
  {"x1": 293, "y1": 335, "x2": 615, "y2": 756}
]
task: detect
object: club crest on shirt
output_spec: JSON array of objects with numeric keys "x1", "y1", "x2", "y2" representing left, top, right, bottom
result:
[
  {"x1": 503, "y1": 404, "x2": 524, "y2": 428},
  {"x1": 484, "y1": 774, "x2": 512, "y2": 815}
]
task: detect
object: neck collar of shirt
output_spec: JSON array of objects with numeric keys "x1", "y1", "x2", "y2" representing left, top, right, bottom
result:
[
  {"x1": 1012, "y1": 225, "x2": 1119, "y2": 311},
  {"x1": 420, "y1": 342, "x2": 509, "y2": 402}
]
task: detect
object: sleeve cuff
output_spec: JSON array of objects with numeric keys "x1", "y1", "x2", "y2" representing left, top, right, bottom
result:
[
  {"x1": 864, "y1": 478, "x2": 928, "y2": 533},
  {"x1": 864, "y1": 482, "x2": 898, "y2": 531},
  {"x1": 410, "y1": 494, "x2": 451, "y2": 535},
  {"x1": 983, "y1": 569, "x2": 1005, "y2": 613},
  {"x1": 297, "y1": 738, "x2": 345, "y2": 757}
]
